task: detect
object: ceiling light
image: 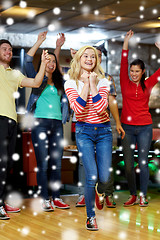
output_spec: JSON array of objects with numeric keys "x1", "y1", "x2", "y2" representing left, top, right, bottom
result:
[
  {"x1": 139, "y1": 6, "x2": 144, "y2": 11},
  {"x1": 143, "y1": 22, "x2": 160, "y2": 28},
  {"x1": 2, "y1": 6, "x2": 46, "y2": 18}
]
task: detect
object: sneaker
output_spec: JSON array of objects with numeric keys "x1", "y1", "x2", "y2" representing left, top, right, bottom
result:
[
  {"x1": 0, "y1": 206, "x2": 10, "y2": 220},
  {"x1": 106, "y1": 195, "x2": 116, "y2": 208},
  {"x1": 95, "y1": 183, "x2": 105, "y2": 210},
  {"x1": 139, "y1": 196, "x2": 148, "y2": 207},
  {"x1": 86, "y1": 216, "x2": 99, "y2": 231},
  {"x1": 53, "y1": 198, "x2": 70, "y2": 209},
  {"x1": 50, "y1": 200, "x2": 55, "y2": 210},
  {"x1": 76, "y1": 195, "x2": 85, "y2": 207},
  {"x1": 5, "y1": 203, "x2": 21, "y2": 213},
  {"x1": 42, "y1": 200, "x2": 54, "y2": 212},
  {"x1": 124, "y1": 195, "x2": 139, "y2": 207}
]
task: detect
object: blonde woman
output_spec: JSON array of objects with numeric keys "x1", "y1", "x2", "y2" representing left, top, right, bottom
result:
[{"x1": 64, "y1": 46, "x2": 112, "y2": 230}]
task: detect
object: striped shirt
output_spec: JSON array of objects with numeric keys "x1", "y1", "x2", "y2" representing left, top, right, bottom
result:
[{"x1": 64, "y1": 78, "x2": 110, "y2": 124}]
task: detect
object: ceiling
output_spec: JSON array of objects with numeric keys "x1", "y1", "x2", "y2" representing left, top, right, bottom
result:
[{"x1": 0, "y1": 0, "x2": 160, "y2": 49}]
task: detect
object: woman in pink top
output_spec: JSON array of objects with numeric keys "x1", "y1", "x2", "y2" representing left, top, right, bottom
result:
[{"x1": 120, "y1": 30, "x2": 160, "y2": 207}]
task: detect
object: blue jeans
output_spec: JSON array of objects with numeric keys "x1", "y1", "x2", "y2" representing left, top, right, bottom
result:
[
  {"x1": 122, "y1": 124, "x2": 152, "y2": 196},
  {"x1": 31, "y1": 118, "x2": 63, "y2": 200},
  {"x1": 78, "y1": 157, "x2": 85, "y2": 195},
  {"x1": 76, "y1": 123, "x2": 112, "y2": 218}
]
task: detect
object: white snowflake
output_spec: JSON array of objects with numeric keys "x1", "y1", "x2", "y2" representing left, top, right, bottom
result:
[
  {"x1": 6, "y1": 18, "x2": 14, "y2": 25},
  {"x1": 12, "y1": 153, "x2": 20, "y2": 161},
  {"x1": 70, "y1": 156, "x2": 77, "y2": 164},
  {"x1": 19, "y1": 1, "x2": 27, "y2": 8},
  {"x1": 53, "y1": 7, "x2": 61, "y2": 15}
]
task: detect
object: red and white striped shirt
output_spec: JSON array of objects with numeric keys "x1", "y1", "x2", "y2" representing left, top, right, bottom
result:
[{"x1": 64, "y1": 78, "x2": 110, "y2": 124}]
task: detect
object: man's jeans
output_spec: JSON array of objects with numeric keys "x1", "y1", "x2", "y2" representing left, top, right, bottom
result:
[
  {"x1": 122, "y1": 123, "x2": 152, "y2": 196},
  {"x1": 76, "y1": 124, "x2": 112, "y2": 217}
]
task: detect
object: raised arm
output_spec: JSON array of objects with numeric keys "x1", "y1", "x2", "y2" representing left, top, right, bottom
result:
[
  {"x1": 123, "y1": 30, "x2": 134, "y2": 50},
  {"x1": 21, "y1": 50, "x2": 49, "y2": 88},
  {"x1": 27, "y1": 31, "x2": 48, "y2": 57},
  {"x1": 54, "y1": 33, "x2": 65, "y2": 63}
]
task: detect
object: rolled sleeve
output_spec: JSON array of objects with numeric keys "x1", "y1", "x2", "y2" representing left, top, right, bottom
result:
[
  {"x1": 92, "y1": 93, "x2": 102, "y2": 103},
  {"x1": 76, "y1": 96, "x2": 86, "y2": 107}
]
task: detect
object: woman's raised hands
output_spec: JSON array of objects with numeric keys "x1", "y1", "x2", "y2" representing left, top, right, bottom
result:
[{"x1": 123, "y1": 30, "x2": 134, "y2": 50}]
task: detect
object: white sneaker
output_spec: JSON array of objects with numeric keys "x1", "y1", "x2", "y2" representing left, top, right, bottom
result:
[
  {"x1": 0, "y1": 206, "x2": 10, "y2": 220},
  {"x1": 42, "y1": 200, "x2": 54, "y2": 212}
]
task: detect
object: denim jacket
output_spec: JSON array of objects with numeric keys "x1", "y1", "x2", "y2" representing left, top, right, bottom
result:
[{"x1": 24, "y1": 54, "x2": 70, "y2": 124}]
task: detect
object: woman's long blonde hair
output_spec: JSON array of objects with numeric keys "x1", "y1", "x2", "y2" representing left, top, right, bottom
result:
[{"x1": 68, "y1": 46, "x2": 105, "y2": 85}]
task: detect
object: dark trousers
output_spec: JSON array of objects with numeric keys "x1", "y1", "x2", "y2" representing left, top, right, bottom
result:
[{"x1": 0, "y1": 116, "x2": 17, "y2": 207}]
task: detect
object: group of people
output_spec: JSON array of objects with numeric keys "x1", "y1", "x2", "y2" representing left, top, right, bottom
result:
[{"x1": 0, "y1": 30, "x2": 159, "y2": 232}]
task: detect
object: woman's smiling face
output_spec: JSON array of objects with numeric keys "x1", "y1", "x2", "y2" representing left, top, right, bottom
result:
[
  {"x1": 130, "y1": 64, "x2": 145, "y2": 85},
  {"x1": 45, "y1": 54, "x2": 56, "y2": 74},
  {"x1": 80, "y1": 48, "x2": 96, "y2": 73}
]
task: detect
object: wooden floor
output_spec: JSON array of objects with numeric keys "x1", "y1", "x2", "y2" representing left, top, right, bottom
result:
[{"x1": 0, "y1": 189, "x2": 160, "y2": 240}]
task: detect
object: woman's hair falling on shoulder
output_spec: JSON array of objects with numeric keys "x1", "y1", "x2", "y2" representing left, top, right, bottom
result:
[
  {"x1": 48, "y1": 52, "x2": 64, "y2": 95},
  {"x1": 68, "y1": 46, "x2": 105, "y2": 83}
]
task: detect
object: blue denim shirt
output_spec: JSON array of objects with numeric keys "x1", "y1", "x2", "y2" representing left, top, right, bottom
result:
[{"x1": 24, "y1": 54, "x2": 70, "y2": 124}]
